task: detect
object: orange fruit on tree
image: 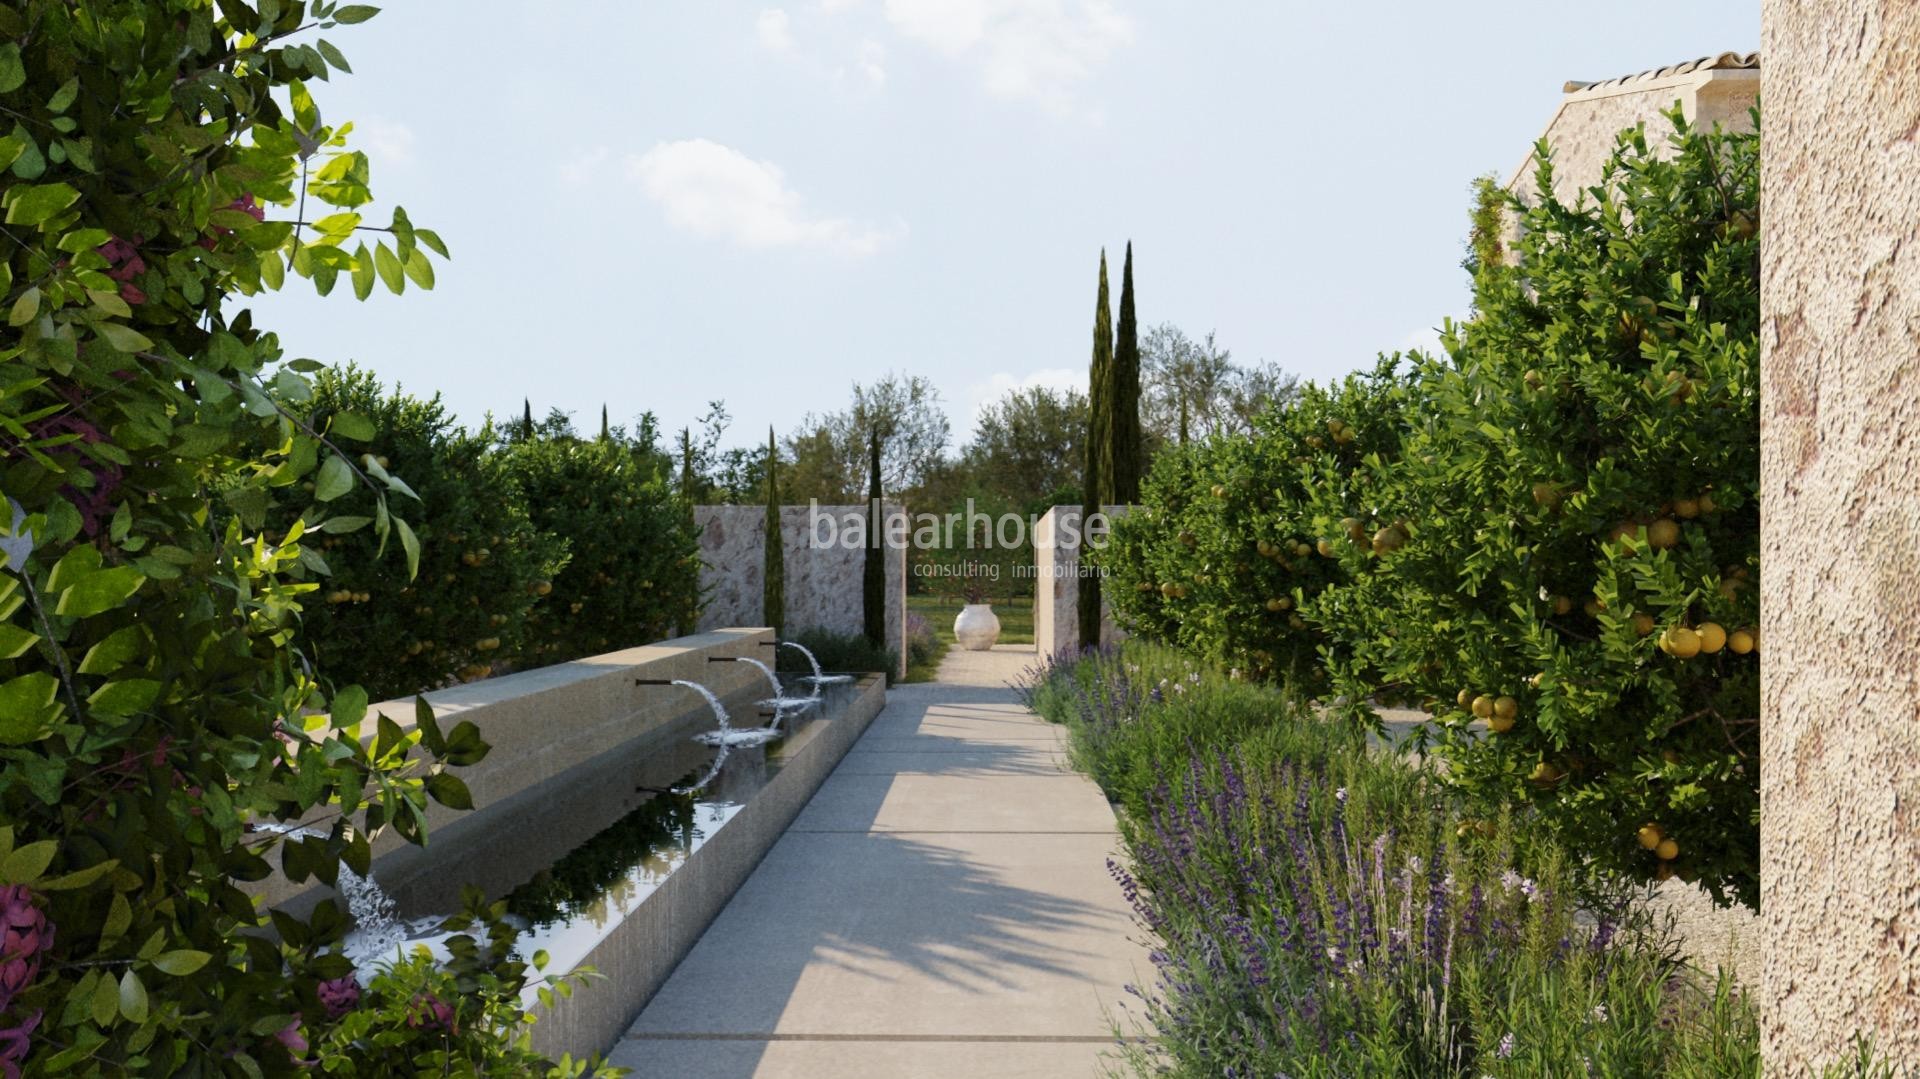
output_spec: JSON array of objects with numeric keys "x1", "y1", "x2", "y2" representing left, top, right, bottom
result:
[
  {"x1": 1655, "y1": 838, "x2": 1679, "y2": 861},
  {"x1": 1660, "y1": 626, "x2": 1702, "y2": 659},
  {"x1": 1488, "y1": 714, "x2": 1515, "y2": 734},
  {"x1": 1637, "y1": 823, "x2": 1664, "y2": 850},
  {"x1": 1697, "y1": 622, "x2": 1727, "y2": 653},
  {"x1": 1493, "y1": 696, "x2": 1519, "y2": 721},
  {"x1": 1646, "y1": 518, "x2": 1680, "y2": 549},
  {"x1": 1728, "y1": 627, "x2": 1756, "y2": 655},
  {"x1": 1265, "y1": 597, "x2": 1286, "y2": 613},
  {"x1": 1471, "y1": 695, "x2": 1495, "y2": 719},
  {"x1": 1631, "y1": 612, "x2": 1656, "y2": 637},
  {"x1": 1456, "y1": 688, "x2": 1473, "y2": 708}
]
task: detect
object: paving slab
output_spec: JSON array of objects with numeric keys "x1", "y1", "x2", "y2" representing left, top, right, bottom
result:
[
  {"x1": 618, "y1": 646, "x2": 1147, "y2": 1078},
  {"x1": 789, "y1": 773, "x2": 1118, "y2": 833},
  {"x1": 608, "y1": 1036, "x2": 1116, "y2": 1078}
]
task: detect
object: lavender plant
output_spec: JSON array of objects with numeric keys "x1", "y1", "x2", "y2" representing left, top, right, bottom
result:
[{"x1": 1029, "y1": 645, "x2": 1759, "y2": 1077}]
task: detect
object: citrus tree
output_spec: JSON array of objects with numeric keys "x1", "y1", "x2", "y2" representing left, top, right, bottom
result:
[
  {"x1": 279, "y1": 366, "x2": 568, "y2": 700},
  {"x1": 1097, "y1": 359, "x2": 1409, "y2": 689},
  {"x1": 500, "y1": 437, "x2": 701, "y2": 664},
  {"x1": 0, "y1": 2, "x2": 612, "y2": 1072},
  {"x1": 1315, "y1": 111, "x2": 1760, "y2": 907}
]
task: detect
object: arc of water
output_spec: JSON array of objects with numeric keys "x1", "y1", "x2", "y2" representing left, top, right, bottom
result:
[
  {"x1": 736, "y1": 655, "x2": 817, "y2": 728},
  {"x1": 780, "y1": 640, "x2": 852, "y2": 687},
  {"x1": 671, "y1": 678, "x2": 733, "y2": 791}
]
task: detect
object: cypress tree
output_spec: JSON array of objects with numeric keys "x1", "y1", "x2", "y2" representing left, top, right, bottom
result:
[
  {"x1": 521, "y1": 398, "x2": 534, "y2": 442},
  {"x1": 677, "y1": 428, "x2": 699, "y2": 637},
  {"x1": 1077, "y1": 250, "x2": 1113, "y2": 650},
  {"x1": 1107, "y1": 241, "x2": 1143, "y2": 503},
  {"x1": 762, "y1": 426, "x2": 785, "y2": 637},
  {"x1": 862, "y1": 429, "x2": 886, "y2": 649},
  {"x1": 600, "y1": 404, "x2": 611, "y2": 442}
]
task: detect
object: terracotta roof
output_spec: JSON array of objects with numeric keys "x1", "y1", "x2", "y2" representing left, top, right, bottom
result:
[{"x1": 1563, "y1": 51, "x2": 1759, "y2": 94}]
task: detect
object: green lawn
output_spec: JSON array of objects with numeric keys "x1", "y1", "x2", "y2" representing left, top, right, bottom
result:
[{"x1": 903, "y1": 593, "x2": 1036, "y2": 682}]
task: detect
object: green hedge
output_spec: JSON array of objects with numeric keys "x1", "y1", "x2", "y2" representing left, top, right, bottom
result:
[
  {"x1": 1099, "y1": 110, "x2": 1760, "y2": 907},
  {"x1": 500, "y1": 438, "x2": 701, "y2": 663},
  {"x1": 283, "y1": 368, "x2": 566, "y2": 699}
]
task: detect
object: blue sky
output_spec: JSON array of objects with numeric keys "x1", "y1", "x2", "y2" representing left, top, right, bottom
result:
[{"x1": 250, "y1": 1, "x2": 1757, "y2": 450}]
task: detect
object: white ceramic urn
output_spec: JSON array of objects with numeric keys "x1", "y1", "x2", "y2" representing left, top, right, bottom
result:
[{"x1": 953, "y1": 603, "x2": 1002, "y2": 651}]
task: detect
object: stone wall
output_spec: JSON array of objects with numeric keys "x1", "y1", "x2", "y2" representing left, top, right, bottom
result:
[
  {"x1": 1503, "y1": 57, "x2": 1758, "y2": 207},
  {"x1": 1033, "y1": 506, "x2": 1129, "y2": 657},
  {"x1": 1760, "y1": 1, "x2": 1920, "y2": 1069},
  {"x1": 695, "y1": 504, "x2": 906, "y2": 680}
]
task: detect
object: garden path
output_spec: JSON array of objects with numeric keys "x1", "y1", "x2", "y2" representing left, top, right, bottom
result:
[{"x1": 611, "y1": 645, "x2": 1149, "y2": 1078}]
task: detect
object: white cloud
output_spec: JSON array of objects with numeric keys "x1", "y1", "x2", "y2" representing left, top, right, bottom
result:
[
  {"x1": 960, "y1": 367, "x2": 1086, "y2": 428},
  {"x1": 756, "y1": 8, "x2": 796, "y2": 52},
  {"x1": 880, "y1": 0, "x2": 1132, "y2": 115},
  {"x1": 355, "y1": 117, "x2": 417, "y2": 164},
  {"x1": 626, "y1": 139, "x2": 903, "y2": 256},
  {"x1": 818, "y1": 0, "x2": 863, "y2": 10}
]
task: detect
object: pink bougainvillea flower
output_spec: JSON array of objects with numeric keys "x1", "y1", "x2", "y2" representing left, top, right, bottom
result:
[
  {"x1": 0, "y1": 886, "x2": 50, "y2": 1011},
  {"x1": 273, "y1": 1016, "x2": 307, "y2": 1055},
  {"x1": 118, "y1": 282, "x2": 146, "y2": 306},
  {"x1": 405, "y1": 993, "x2": 456, "y2": 1034},
  {"x1": 316, "y1": 976, "x2": 360, "y2": 1019},
  {"x1": 0, "y1": 1009, "x2": 41, "y2": 1079}
]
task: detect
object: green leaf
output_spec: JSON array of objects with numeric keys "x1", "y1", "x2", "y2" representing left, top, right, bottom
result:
[
  {"x1": 333, "y1": 4, "x2": 381, "y2": 23},
  {"x1": 77, "y1": 625, "x2": 145, "y2": 674},
  {"x1": 425, "y1": 772, "x2": 473, "y2": 810},
  {"x1": 316, "y1": 38, "x2": 353, "y2": 73},
  {"x1": 373, "y1": 242, "x2": 405, "y2": 294},
  {"x1": 55, "y1": 565, "x2": 147, "y2": 618},
  {"x1": 0, "y1": 44, "x2": 23, "y2": 95},
  {"x1": 95, "y1": 322, "x2": 153, "y2": 353},
  {"x1": 153, "y1": 950, "x2": 212, "y2": 976},
  {"x1": 4, "y1": 182, "x2": 79, "y2": 226},
  {"x1": 119, "y1": 970, "x2": 148, "y2": 1024},
  {"x1": 412, "y1": 695, "x2": 445, "y2": 754},
  {"x1": 395, "y1": 515, "x2": 419, "y2": 578},
  {"x1": 0, "y1": 623, "x2": 37, "y2": 659},
  {"x1": 87, "y1": 678, "x2": 160, "y2": 716},
  {"x1": 316, "y1": 515, "x2": 371, "y2": 534},
  {"x1": 0, "y1": 134, "x2": 24, "y2": 174},
  {"x1": 350, "y1": 242, "x2": 374, "y2": 300},
  {"x1": 402, "y1": 247, "x2": 435, "y2": 288},
  {"x1": 330, "y1": 411, "x2": 376, "y2": 441},
  {"x1": 90, "y1": 969, "x2": 119, "y2": 1026},
  {"x1": 0, "y1": 840, "x2": 57, "y2": 884},
  {"x1": 46, "y1": 77, "x2": 80, "y2": 113},
  {"x1": 101, "y1": 891, "x2": 132, "y2": 948},
  {"x1": 331, "y1": 685, "x2": 368, "y2": 729},
  {"x1": 0, "y1": 673, "x2": 59, "y2": 742},
  {"x1": 259, "y1": 250, "x2": 285, "y2": 290},
  {"x1": 313, "y1": 454, "x2": 354, "y2": 502},
  {"x1": 38, "y1": 858, "x2": 118, "y2": 891},
  {"x1": 8, "y1": 287, "x2": 39, "y2": 327}
]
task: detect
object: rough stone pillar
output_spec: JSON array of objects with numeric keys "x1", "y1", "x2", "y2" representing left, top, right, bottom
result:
[{"x1": 1761, "y1": 1, "x2": 1920, "y2": 1069}]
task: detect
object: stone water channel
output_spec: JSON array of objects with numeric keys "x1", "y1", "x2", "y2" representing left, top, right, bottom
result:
[{"x1": 256, "y1": 630, "x2": 889, "y2": 1058}]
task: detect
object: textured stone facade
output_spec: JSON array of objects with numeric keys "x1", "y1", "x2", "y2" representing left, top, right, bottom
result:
[
  {"x1": 1033, "y1": 506, "x2": 1128, "y2": 657},
  {"x1": 1503, "y1": 55, "x2": 1757, "y2": 207},
  {"x1": 1760, "y1": 3, "x2": 1920, "y2": 1070},
  {"x1": 694, "y1": 504, "x2": 906, "y2": 679}
]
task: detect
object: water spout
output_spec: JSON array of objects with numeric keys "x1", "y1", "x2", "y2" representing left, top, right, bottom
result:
[
  {"x1": 732, "y1": 655, "x2": 819, "y2": 721},
  {"x1": 781, "y1": 640, "x2": 853, "y2": 686}
]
